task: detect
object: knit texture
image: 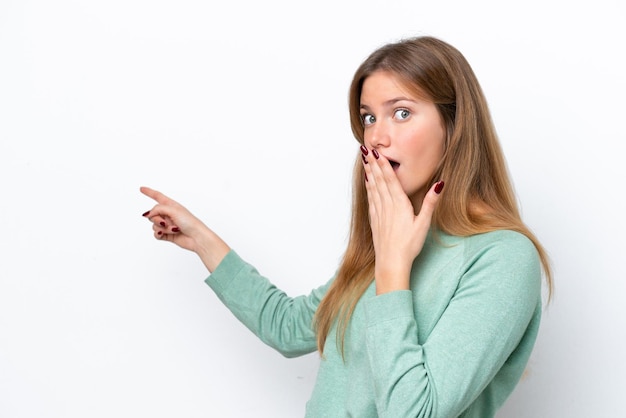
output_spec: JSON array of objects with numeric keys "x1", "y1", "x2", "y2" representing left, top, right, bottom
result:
[{"x1": 206, "y1": 229, "x2": 542, "y2": 417}]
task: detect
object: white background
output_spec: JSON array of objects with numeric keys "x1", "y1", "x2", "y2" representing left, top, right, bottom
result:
[{"x1": 1, "y1": 0, "x2": 625, "y2": 416}]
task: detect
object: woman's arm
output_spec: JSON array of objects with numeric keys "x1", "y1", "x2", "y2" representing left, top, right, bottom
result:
[
  {"x1": 140, "y1": 186, "x2": 325, "y2": 357},
  {"x1": 207, "y1": 250, "x2": 331, "y2": 357},
  {"x1": 364, "y1": 233, "x2": 542, "y2": 417}
]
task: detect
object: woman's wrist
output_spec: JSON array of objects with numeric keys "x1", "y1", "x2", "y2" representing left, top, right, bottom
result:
[
  {"x1": 194, "y1": 225, "x2": 231, "y2": 273},
  {"x1": 374, "y1": 265, "x2": 411, "y2": 295}
]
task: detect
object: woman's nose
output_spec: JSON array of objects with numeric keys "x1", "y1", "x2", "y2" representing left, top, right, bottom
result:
[{"x1": 368, "y1": 121, "x2": 391, "y2": 148}]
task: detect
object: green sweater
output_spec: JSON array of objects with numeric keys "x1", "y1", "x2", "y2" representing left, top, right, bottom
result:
[{"x1": 205, "y1": 229, "x2": 542, "y2": 417}]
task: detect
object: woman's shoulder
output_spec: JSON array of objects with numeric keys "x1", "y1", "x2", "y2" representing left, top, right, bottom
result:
[
  {"x1": 462, "y1": 229, "x2": 541, "y2": 283},
  {"x1": 437, "y1": 229, "x2": 540, "y2": 273},
  {"x1": 467, "y1": 229, "x2": 535, "y2": 249},
  {"x1": 437, "y1": 228, "x2": 535, "y2": 249}
]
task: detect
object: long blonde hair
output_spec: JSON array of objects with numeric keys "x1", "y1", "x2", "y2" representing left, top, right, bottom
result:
[{"x1": 314, "y1": 36, "x2": 553, "y2": 356}]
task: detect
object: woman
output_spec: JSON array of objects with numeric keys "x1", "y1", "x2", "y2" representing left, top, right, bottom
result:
[{"x1": 141, "y1": 35, "x2": 552, "y2": 417}]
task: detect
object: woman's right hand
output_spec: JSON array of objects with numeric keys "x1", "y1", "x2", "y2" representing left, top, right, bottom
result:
[{"x1": 140, "y1": 186, "x2": 230, "y2": 272}]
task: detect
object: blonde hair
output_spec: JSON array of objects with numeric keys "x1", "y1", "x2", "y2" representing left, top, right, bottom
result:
[{"x1": 314, "y1": 36, "x2": 553, "y2": 356}]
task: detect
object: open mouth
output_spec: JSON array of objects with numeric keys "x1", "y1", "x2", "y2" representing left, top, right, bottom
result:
[{"x1": 389, "y1": 159, "x2": 400, "y2": 171}]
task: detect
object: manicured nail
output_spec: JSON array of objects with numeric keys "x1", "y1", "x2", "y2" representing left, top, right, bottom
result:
[
  {"x1": 160, "y1": 221, "x2": 166, "y2": 227},
  {"x1": 360, "y1": 145, "x2": 368, "y2": 156},
  {"x1": 142, "y1": 211, "x2": 150, "y2": 217},
  {"x1": 372, "y1": 149, "x2": 380, "y2": 159},
  {"x1": 362, "y1": 154, "x2": 368, "y2": 164},
  {"x1": 171, "y1": 227, "x2": 180, "y2": 233},
  {"x1": 434, "y1": 181, "x2": 445, "y2": 194},
  {"x1": 157, "y1": 231, "x2": 162, "y2": 235}
]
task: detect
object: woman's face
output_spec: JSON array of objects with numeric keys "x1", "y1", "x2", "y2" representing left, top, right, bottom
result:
[{"x1": 360, "y1": 70, "x2": 446, "y2": 210}]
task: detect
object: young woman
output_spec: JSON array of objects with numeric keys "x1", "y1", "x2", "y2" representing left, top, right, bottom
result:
[{"x1": 141, "y1": 35, "x2": 552, "y2": 417}]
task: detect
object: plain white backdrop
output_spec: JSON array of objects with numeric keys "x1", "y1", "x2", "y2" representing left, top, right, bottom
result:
[{"x1": 1, "y1": 0, "x2": 625, "y2": 416}]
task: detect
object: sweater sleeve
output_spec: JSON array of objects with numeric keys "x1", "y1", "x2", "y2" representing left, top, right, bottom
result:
[
  {"x1": 205, "y1": 250, "x2": 331, "y2": 358},
  {"x1": 362, "y1": 232, "x2": 542, "y2": 417}
]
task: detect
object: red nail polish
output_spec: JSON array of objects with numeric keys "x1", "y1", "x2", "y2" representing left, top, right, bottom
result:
[
  {"x1": 157, "y1": 231, "x2": 162, "y2": 235},
  {"x1": 360, "y1": 145, "x2": 369, "y2": 156},
  {"x1": 362, "y1": 154, "x2": 368, "y2": 164},
  {"x1": 171, "y1": 227, "x2": 180, "y2": 233},
  {"x1": 434, "y1": 181, "x2": 445, "y2": 194},
  {"x1": 372, "y1": 149, "x2": 380, "y2": 159},
  {"x1": 142, "y1": 211, "x2": 150, "y2": 217},
  {"x1": 160, "y1": 221, "x2": 166, "y2": 227}
]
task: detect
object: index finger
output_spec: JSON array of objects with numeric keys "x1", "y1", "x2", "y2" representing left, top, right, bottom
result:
[
  {"x1": 140, "y1": 186, "x2": 173, "y2": 205},
  {"x1": 366, "y1": 152, "x2": 405, "y2": 202}
]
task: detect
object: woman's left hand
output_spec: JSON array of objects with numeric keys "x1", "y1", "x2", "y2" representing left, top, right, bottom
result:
[{"x1": 361, "y1": 147, "x2": 444, "y2": 294}]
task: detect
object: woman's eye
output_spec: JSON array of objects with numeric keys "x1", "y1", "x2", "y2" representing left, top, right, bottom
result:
[
  {"x1": 394, "y1": 109, "x2": 410, "y2": 120},
  {"x1": 362, "y1": 114, "x2": 376, "y2": 125}
]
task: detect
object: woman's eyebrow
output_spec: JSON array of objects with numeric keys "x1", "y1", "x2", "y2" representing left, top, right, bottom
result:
[
  {"x1": 384, "y1": 97, "x2": 415, "y2": 106},
  {"x1": 360, "y1": 97, "x2": 416, "y2": 110}
]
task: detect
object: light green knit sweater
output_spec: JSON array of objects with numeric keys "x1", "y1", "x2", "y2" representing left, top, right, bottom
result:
[{"x1": 205, "y1": 229, "x2": 542, "y2": 417}]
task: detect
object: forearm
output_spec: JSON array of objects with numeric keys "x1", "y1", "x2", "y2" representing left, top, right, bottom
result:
[
  {"x1": 364, "y1": 291, "x2": 437, "y2": 417},
  {"x1": 206, "y1": 250, "x2": 327, "y2": 357}
]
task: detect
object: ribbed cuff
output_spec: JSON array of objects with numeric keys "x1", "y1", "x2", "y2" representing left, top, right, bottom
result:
[{"x1": 204, "y1": 249, "x2": 245, "y2": 294}]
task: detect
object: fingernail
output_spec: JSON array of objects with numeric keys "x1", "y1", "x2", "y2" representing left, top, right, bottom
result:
[
  {"x1": 157, "y1": 231, "x2": 162, "y2": 235},
  {"x1": 160, "y1": 221, "x2": 166, "y2": 227},
  {"x1": 434, "y1": 181, "x2": 445, "y2": 194},
  {"x1": 360, "y1": 145, "x2": 368, "y2": 156},
  {"x1": 362, "y1": 154, "x2": 368, "y2": 164},
  {"x1": 372, "y1": 149, "x2": 380, "y2": 159},
  {"x1": 142, "y1": 211, "x2": 150, "y2": 217},
  {"x1": 171, "y1": 227, "x2": 180, "y2": 233}
]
